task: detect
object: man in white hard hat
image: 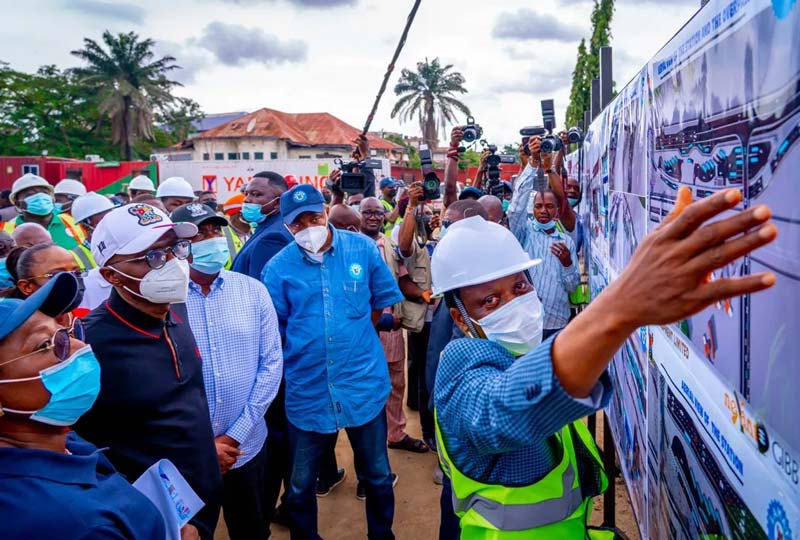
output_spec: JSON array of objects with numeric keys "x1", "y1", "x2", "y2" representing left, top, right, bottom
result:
[
  {"x1": 53, "y1": 179, "x2": 87, "y2": 216},
  {"x1": 430, "y1": 189, "x2": 776, "y2": 539},
  {"x1": 70, "y1": 192, "x2": 115, "y2": 271},
  {"x1": 157, "y1": 177, "x2": 195, "y2": 213},
  {"x1": 3, "y1": 173, "x2": 86, "y2": 251},
  {"x1": 128, "y1": 174, "x2": 156, "y2": 200}
]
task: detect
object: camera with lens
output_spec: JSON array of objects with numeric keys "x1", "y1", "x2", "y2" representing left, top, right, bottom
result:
[
  {"x1": 567, "y1": 126, "x2": 583, "y2": 144},
  {"x1": 333, "y1": 157, "x2": 383, "y2": 194},
  {"x1": 520, "y1": 126, "x2": 547, "y2": 156},
  {"x1": 461, "y1": 116, "x2": 483, "y2": 144},
  {"x1": 481, "y1": 141, "x2": 516, "y2": 198},
  {"x1": 418, "y1": 145, "x2": 441, "y2": 201}
]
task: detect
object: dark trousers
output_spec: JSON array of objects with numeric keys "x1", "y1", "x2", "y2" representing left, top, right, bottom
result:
[
  {"x1": 439, "y1": 471, "x2": 461, "y2": 540},
  {"x1": 286, "y1": 409, "x2": 395, "y2": 540},
  {"x1": 223, "y1": 440, "x2": 269, "y2": 540},
  {"x1": 408, "y1": 324, "x2": 434, "y2": 441}
]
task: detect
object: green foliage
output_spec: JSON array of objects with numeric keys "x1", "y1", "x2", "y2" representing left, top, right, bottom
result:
[
  {"x1": 565, "y1": 0, "x2": 615, "y2": 128},
  {"x1": 460, "y1": 150, "x2": 481, "y2": 169},
  {"x1": 391, "y1": 58, "x2": 471, "y2": 151}
]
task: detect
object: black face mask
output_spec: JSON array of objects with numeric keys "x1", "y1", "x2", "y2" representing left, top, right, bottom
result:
[
  {"x1": 204, "y1": 201, "x2": 218, "y2": 212},
  {"x1": 323, "y1": 193, "x2": 332, "y2": 204},
  {"x1": 387, "y1": 189, "x2": 398, "y2": 199}
]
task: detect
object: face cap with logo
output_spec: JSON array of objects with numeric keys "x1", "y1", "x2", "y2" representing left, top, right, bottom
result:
[
  {"x1": 170, "y1": 203, "x2": 229, "y2": 228},
  {"x1": 91, "y1": 203, "x2": 199, "y2": 267},
  {"x1": 280, "y1": 184, "x2": 325, "y2": 225}
]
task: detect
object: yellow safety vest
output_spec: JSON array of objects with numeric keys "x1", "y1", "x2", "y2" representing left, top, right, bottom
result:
[
  {"x1": 71, "y1": 243, "x2": 97, "y2": 271},
  {"x1": 223, "y1": 226, "x2": 244, "y2": 270},
  {"x1": 3, "y1": 214, "x2": 87, "y2": 247}
]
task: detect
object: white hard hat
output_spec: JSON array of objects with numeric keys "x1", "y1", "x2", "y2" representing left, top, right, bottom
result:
[
  {"x1": 54, "y1": 179, "x2": 87, "y2": 197},
  {"x1": 156, "y1": 177, "x2": 195, "y2": 199},
  {"x1": 10, "y1": 173, "x2": 53, "y2": 204},
  {"x1": 129, "y1": 175, "x2": 156, "y2": 193},
  {"x1": 71, "y1": 192, "x2": 115, "y2": 223},
  {"x1": 431, "y1": 216, "x2": 541, "y2": 296}
]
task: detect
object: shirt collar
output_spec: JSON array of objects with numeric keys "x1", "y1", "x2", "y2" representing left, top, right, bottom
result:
[
  {"x1": 0, "y1": 445, "x2": 99, "y2": 487},
  {"x1": 189, "y1": 272, "x2": 225, "y2": 293}
]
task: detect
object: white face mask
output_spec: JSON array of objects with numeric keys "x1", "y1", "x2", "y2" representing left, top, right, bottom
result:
[
  {"x1": 294, "y1": 225, "x2": 329, "y2": 254},
  {"x1": 472, "y1": 291, "x2": 544, "y2": 356},
  {"x1": 112, "y1": 257, "x2": 190, "y2": 304}
]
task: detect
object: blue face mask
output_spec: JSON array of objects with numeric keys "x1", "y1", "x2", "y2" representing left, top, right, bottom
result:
[
  {"x1": 190, "y1": 237, "x2": 230, "y2": 275},
  {"x1": 241, "y1": 202, "x2": 266, "y2": 224},
  {"x1": 568, "y1": 197, "x2": 579, "y2": 208},
  {"x1": 53, "y1": 202, "x2": 65, "y2": 214},
  {"x1": 0, "y1": 345, "x2": 101, "y2": 426},
  {"x1": 533, "y1": 219, "x2": 557, "y2": 233},
  {"x1": 502, "y1": 200, "x2": 510, "y2": 213},
  {"x1": 24, "y1": 192, "x2": 55, "y2": 216},
  {"x1": 0, "y1": 259, "x2": 13, "y2": 289},
  {"x1": 438, "y1": 225, "x2": 449, "y2": 240}
]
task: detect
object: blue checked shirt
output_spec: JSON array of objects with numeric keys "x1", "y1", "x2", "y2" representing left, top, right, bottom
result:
[
  {"x1": 508, "y1": 164, "x2": 580, "y2": 329},
  {"x1": 264, "y1": 226, "x2": 404, "y2": 434},
  {"x1": 186, "y1": 270, "x2": 283, "y2": 469},
  {"x1": 435, "y1": 335, "x2": 612, "y2": 485}
]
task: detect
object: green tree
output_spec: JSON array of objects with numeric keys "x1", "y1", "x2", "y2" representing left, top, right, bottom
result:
[
  {"x1": 565, "y1": 0, "x2": 615, "y2": 128},
  {"x1": 391, "y1": 58, "x2": 471, "y2": 151},
  {"x1": 71, "y1": 31, "x2": 182, "y2": 160}
]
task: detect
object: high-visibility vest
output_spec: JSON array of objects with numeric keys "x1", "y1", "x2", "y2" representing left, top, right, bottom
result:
[
  {"x1": 380, "y1": 198, "x2": 401, "y2": 235},
  {"x1": 3, "y1": 214, "x2": 87, "y2": 246},
  {"x1": 71, "y1": 243, "x2": 97, "y2": 271},
  {"x1": 435, "y1": 413, "x2": 614, "y2": 539},
  {"x1": 554, "y1": 221, "x2": 590, "y2": 306},
  {"x1": 222, "y1": 226, "x2": 244, "y2": 270}
]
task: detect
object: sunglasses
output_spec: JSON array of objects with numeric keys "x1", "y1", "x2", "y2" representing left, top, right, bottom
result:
[
  {"x1": 0, "y1": 318, "x2": 85, "y2": 368},
  {"x1": 114, "y1": 239, "x2": 192, "y2": 270}
]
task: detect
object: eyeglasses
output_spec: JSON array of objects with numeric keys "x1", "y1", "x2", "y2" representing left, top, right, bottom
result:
[
  {"x1": 114, "y1": 239, "x2": 192, "y2": 270},
  {"x1": 26, "y1": 270, "x2": 87, "y2": 281},
  {"x1": 0, "y1": 318, "x2": 85, "y2": 368},
  {"x1": 360, "y1": 210, "x2": 384, "y2": 218}
]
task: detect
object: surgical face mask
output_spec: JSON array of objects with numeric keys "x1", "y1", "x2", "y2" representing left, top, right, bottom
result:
[
  {"x1": 112, "y1": 257, "x2": 190, "y2": 304},
  {"x1": 190, "y1": 237, "x2": 230, "y2": 275},
  {"x1": 241, "y1": 202, "x2": 266, "y2": 225},
  {"x1": 472, "y1": 292, "x2": 544, "y2": 357},
  {"x1": 533, "y1": 219, "x2": 557, "y2": 233},
  {"x1": 351, "y1": 204, "x2": 361, "y2": 214},
  {"x1": 294, "y1": 225, "x2": 329, "y2": 253},
  {"x1": 24, "y1": 193, "x2": 55, "y2": 216},
  {"x1": 54, "y1": 202, "x2": 65, "y2": 214},
  {"x1": 502, "y1": 200, "x2": 511, "y2": 213},
  {"x1": 0, "y1": 345, "x2": 100, "y2": 426},
  {"x1": 568, "y1": 197, "x2": 579, "y2": 208},
  {"x1": 438, "y1": 225, "x2": 449, "y2": 240},
  {"x1": 203, "y1": 201, "x2": 218, "y2": 212}
]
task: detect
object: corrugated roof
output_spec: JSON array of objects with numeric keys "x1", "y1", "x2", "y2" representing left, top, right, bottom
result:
[
  {"x1": 192, "y1": 112, "x2": 248, "y2": 133},
  {"x1": 195, "y1": 108, "x2": 402, "y2": 151}
]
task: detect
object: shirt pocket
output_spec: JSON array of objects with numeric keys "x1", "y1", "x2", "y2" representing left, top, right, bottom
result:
[{"x1": 342, "y1": 280, "x2": 370, "y2": 319}]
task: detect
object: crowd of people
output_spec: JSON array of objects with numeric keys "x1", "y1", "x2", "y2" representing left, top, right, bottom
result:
[{"x1": 0, "y1": 126, "x2": 778, "y2": 540}]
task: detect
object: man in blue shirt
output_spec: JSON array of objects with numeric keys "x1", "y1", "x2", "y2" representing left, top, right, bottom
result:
[
  {"x1": 264, "y1": 184, "x2": 403, "y2": 540},
  {"x1": 174, "y1": 203, "x2": 284, "y2": 540}
]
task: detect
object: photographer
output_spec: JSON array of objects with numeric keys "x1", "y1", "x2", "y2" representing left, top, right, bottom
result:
[{"x1": 471, "y1": 149, "x2": 493, "y2": 192}]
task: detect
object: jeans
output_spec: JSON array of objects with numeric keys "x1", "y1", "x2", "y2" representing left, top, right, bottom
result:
[
  {"x1": 287, "y1": 409, "x2": 395, "y2": 540},
  {"x1": 439, "y1": 471, "x2": 461, "y2": 540}
]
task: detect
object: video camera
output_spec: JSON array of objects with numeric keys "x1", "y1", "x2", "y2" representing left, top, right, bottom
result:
[
  {"x1": 461, "y1": 116, "x2": 483, "y2": 144},
  {"x1": 418, "y1": 145, "x2": 441, "y2": 201},
  {"x1": 334, "y1": 157, "x2": 383, "y2": 194},
  {"x1": 481, "y1": 140, "x2": 516, "y2": 198}
]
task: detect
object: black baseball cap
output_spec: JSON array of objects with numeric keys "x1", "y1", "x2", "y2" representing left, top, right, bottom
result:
[{"x1": 170, "y1": 202, "x2": 229, "y2": 228}]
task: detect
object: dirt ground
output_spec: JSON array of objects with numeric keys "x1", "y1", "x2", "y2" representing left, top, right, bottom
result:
[{"x1": 214, "y1": 410, "x2": 641, "y2": 540}]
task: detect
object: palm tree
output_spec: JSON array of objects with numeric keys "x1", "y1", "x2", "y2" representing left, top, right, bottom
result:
[
  {"x1": 71, "y1": 31, "x2": 180, "y2": 160},
  {"x1": 391, "y1": 58, "x2": 471, "y2": 150}
]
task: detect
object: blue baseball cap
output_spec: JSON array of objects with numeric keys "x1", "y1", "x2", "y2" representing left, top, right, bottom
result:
[
  {"x1": 379, "y1": 178, "x2": 398, "y2": 190},
  {"x1": 281, "y1": 184, "x2": 326, "y2": 225},
  {"x1": 0, "y1": 272, "x2": 81, "y2": 341},
  {"x1": 459, "y1": 186, "x2": 484, "y2": 200}
]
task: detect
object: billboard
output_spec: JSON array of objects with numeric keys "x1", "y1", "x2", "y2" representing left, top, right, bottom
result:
[{"x1": 569, "y1": 0, "x2": 800, "y2": 537}]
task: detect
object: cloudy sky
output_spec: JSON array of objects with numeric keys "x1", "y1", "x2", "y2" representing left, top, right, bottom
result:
[{"x1": 2, "y1": 0, "x2": 699, "y2": 146}]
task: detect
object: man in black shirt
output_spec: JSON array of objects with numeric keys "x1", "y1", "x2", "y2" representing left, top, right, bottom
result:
[{"x1": 75, "y1": 203, "x2": 222, "y2": 539}]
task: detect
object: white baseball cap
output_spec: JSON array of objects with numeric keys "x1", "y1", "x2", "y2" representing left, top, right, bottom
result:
[
  {"x1": 72, "y1": 192, "x2": 115, "y2": 223},
  {"x1": 156, "y1": 177, "x2": 195, "y2": 199},
  {"x1": 91, "y1": 203, "x2": 198, "y2": 267},
  {"x1": 10, "y1": 173, "x2": 53, "y2": 204},
  {"x1": 54, "y1": 179, "x2": 88, "y2": 197},
  {"x1": 129, "y1": 175, "x2": 156, "y2": 193}
]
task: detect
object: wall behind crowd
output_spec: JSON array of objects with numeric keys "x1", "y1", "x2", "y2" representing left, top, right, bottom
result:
[{"x1": 568, "y1": 0, "x2": 800, "y2": 537}]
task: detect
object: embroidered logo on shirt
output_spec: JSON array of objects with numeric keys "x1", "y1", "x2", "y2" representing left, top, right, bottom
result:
[
  {"x1": 128, "y1": 204, "x2": 163, "y2": 226},
  {"x1": 293, "y1": 191, "x2": 307, "y2": 203},
  {"x1": 348, "y1": 263, "x2": 363, "y2": 279}
]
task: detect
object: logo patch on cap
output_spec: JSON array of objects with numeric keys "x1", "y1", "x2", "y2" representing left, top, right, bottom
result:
[
  {"x1": 293, "y1": 191, "x2": 307, "y2": 203},
  {"x1": 187, "y1": 203, "x2": 207, "y2": 217},
  {"x1": 128, "y1": 204, "x2": 163, "y2": 226}
]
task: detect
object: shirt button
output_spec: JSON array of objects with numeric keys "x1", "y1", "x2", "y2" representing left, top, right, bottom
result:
[
  {"x1": 328, "y1": 337, "x2": 333, "y2": 342},
  {"x1": 329, "y1": 361, "x2": 333, "y2": 366},
  {"x1": 212, "y1": 347, "x2": 217, "y2": 351},
  {"x1": 217, "y1": 398, "x2": 223, "y2": 404},
  {"x1": 215, "y1": 372, "x2": 220, "y2": 377}
]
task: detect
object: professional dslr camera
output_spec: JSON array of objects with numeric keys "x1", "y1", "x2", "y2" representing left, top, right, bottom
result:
[
  {"x1": 481, "y1": 140, "x2": 516, "y2": 198},
  {"x1": 461, "y1": 115, "x2": 483, "y2": 144},
  {"x1": 520, "y1": 99, "x2": 566, "y2": 154},
  {"x1": 333, "y1": 157, "x2": 383, "y2": 194},
  {"x1": 418, "y1": 145, "x2": 441, "y2": 201}
]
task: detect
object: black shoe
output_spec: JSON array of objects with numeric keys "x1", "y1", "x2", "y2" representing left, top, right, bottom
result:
[
  {"x1": 357, "y1": 473, "x2": 398, "y2": 501},
  {"x1": 271, "y1": 503, "x2": 290, "y2": 526},
  {"x1": 424, "y1": 436, "x2": 437, "y2": 454},
  {"x1": 316, "y1": 468, "x2": 346, "y2": 497}
]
